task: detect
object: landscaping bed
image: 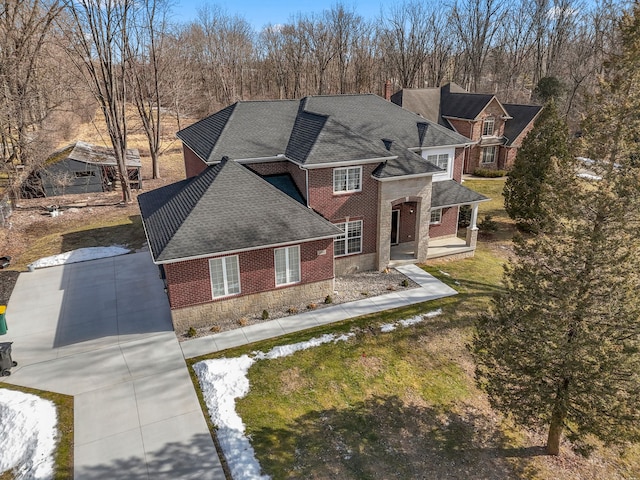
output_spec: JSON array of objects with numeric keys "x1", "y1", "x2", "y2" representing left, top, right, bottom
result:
[{"x1": 181, "y1": 269, "x2": 419, "y2": 339}]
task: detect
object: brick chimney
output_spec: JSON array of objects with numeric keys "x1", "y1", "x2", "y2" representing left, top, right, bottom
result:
[{"x1": 384, "y1": 79, "x2": 392, "y2": 101}]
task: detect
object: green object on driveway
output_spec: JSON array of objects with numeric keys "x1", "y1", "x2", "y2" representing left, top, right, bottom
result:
[{"x1": 0, "y1": 305, "x2": 6, "y2": 335}]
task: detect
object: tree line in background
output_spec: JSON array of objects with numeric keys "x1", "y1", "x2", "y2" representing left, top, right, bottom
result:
[{"x1": 0, "y1": 0, "x2": 628, "y2": 200}]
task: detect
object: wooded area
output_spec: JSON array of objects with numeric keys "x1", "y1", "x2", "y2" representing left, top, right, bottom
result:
[{"x1": 0, "y1": 0, "x2": 625, "y2": 198}]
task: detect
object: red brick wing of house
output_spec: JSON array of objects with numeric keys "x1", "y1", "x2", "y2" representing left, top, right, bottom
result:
[
  {"x1": 138, "y1": 94, "x2": 489, "y2": 330},
  {"x1": 391, "y1": 83, "x2": 543, "y2": 174}
]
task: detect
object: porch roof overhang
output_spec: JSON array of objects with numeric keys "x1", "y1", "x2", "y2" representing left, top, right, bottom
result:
[{"x1": 431, "y1": 180, "x2": 490, "y2": 208}]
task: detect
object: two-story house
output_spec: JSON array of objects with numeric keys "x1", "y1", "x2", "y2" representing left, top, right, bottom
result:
[
  {"x1": 390, "y1": 83, "x2": 543, "y2": 174},
  {"x1": 138, "y1": 94, "x2": 488, "y2": 331}
]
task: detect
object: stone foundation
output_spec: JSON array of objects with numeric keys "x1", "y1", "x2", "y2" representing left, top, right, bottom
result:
[
  {"x1": 171, "y1": 279, "x2": 334, "y2": 333},
  {"x1": 335, "y1": 253, "x2": 377, "y2": 275}
]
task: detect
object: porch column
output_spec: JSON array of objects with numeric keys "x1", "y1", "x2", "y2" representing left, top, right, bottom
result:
[
  {"x1": 377, "y1": 200, "x2": 392, "y2": 270},
  {"x1": 466, "y1": 203, "x2": 479, "y2": 249},
  {"x1": 415, "y1": 201, "x2": 430, "y2": 263}
]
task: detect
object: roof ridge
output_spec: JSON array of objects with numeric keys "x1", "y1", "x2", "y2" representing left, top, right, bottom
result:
[{"x1": 155, "y1": 160, "x2": 227, "y2": 251}]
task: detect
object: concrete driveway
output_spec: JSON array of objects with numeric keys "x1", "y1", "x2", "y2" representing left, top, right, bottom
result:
[{"x1": 1, "y1": 252, "x2": 225, "y2": 479}]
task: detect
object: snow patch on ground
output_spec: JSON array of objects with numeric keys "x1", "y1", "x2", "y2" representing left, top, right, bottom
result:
[
  {"x1": 577, "y1": 172, "x2": 602, "y2": 181},
  {"x1": 194, "y1": 333, "x2": 355, "y2": 480},
  {"x1": 380, "y1": 308, "x2": 442, "y2": 332},
  {"x1": 195, "y1": 314, "x2": 442, "y2": 479},
  {"x1": 29, "y1": 246, "x2": 130, "y2": 269},
  {"x1": 0, "y1": 389, "x2": 57, "y2": 480}
]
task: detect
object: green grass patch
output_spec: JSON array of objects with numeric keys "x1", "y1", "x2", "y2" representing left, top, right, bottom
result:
[
  {"x1": 188, "y1": 248, "x2": 515, "y2": 478},
  {"x1": 0, "y1": 384, "x2": 73, "y2": 480},
  {"x1": 15, "y1": 214, "x2": 145, "y2": 270}
]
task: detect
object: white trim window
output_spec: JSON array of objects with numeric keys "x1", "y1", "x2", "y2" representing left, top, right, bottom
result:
[
  {"x1": 481, "y1": 146, "x2": 497, "y2": 164},
  {"x1": 426, "y1": 153, "x2": 449, "y2": 171},
  {"x1": 333, "y1": 166, "x2": 362, "y2": 193},
  {"x1": 209, "y1": 255, "x2": 241, "y2": 298},
  {"x1": 274, "y1": 245, "x2": 301, "y2": 286},
  {"x1": 430, "y1": 208, "x2": 442, "y2": 225},
  {"x1": 482, "y1": 117, "x2": 495, "y2": 136},
  {"x1": 334, "y1": 220, "x2": 363, "y2": 256}
]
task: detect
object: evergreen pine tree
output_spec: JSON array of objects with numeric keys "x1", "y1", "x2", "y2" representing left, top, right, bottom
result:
[
  {"x1": 474, "y1": 5, "x2": 640, "y2": 456},
  {"x1": 503, "y1": 101, "x2": 572, "y2": 232}
]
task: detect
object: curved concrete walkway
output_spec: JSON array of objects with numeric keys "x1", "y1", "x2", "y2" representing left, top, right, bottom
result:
[{"x1": 1, "y1": 253, "x2": 224, "y2": 480}]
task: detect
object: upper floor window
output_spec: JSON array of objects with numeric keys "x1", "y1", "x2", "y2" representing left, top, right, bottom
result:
[
  {"x1": 482, "y1": 117, "x2": 495, "y2": 136},
  {"x1": 426, "y1": 154, "x2": 449, "y2": 172},
  {"x1": 333, "y1": 166, "x2": 362, "y2": 193},
  {"x1": 209, "y1": 255, "x2": 241, "y2": 298},
  {"x1": 430, "y1": 208, "x2": 442, "y2": 225},
  {"x1": 481, "y1": 146, "x2": 497, "y2": 164},
  {"x1": 274, "y1": 245, "x2": 301, "y2": 286},
  {"x1": 334, "y1": 220, "x2": 362, "y2": 256}
]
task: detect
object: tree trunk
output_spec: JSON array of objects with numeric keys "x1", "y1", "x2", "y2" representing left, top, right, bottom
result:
[
  {"x1": 152, "y1": 151, "x2": 160, "y2": 179},
  {"x1": 546, "y1": 414, "x2": 564, "y2": 455}
]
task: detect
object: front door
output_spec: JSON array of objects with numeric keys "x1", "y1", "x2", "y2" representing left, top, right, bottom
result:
[{"x1": 391, "y1": 209, "x2": 400, "y2": 245}]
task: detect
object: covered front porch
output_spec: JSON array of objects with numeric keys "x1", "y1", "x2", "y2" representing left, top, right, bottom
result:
[
  {"x1": 389, "y1": 236, "x2": 473, "y2": 266},
  {"x1": 388, "y1": 178, "x2": 489, "y2": 266}
]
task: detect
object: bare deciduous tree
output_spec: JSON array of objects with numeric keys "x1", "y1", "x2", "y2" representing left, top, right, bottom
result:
[
  {"x1": 0, "y1": 0, "x2": 65, "y2": 200},
  {"x1": 64, "y1": 0, "x2": 133, "y2": 202},
  {"x1": 450, "y1": 0, "x2": 505, "y2": 91},
  {"x1": 378, "y1": 1, "x2": 432, "y2": 89},
  {"x1": 127, "y1": 0, "x2": 170, "y2": 179}
]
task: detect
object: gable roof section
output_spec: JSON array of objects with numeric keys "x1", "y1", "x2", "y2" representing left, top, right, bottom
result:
[
  {"x1": 503, "y1": 104, "x2": 543, "y2": 146},
  {"x1": 431, "y1": 180, "x2": 489, "y2": 208},
  {"x1": 177, "y1": 100, "x2": 300, "y2": 162},
  {"x1": 176, "y1": 103, "x2": 236, "y2": 161},
  {"x1": 303, "y1": 94, "x2": 470, "y2": 149},
  {"x1": 390, "y1": 88, "x2": 441, "y2": 123},
  {"x1": 440, "y1": 92, "x2": 496, "y2": 120},
  {"x1": 285, "y1": 110, "x2": 393, "y2": 165},
  {"x1": 138, "y1": 158, "x2": 341, "y2": 263},
  {"x1": 373, "y1": 141, "x2": 443, "y2": 179}
]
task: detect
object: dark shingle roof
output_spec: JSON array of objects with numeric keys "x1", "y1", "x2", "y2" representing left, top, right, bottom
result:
[
  {"x1": 440, "y1": 92, "x2": 495, "y2": 120},
  {"x1": 431, "y1": 180, "x2": 489, "y2": 208},
  {"x1": 176, "y1": 104, "x2": 236, "y2": 161},
  {"x1": 138, "y1": 159, "x2": 341, "y2": 263},
  {"x1": 176, "y1": 94, "x2": 471, "y2": 180},
  {"x1": 373, "y1": 141, "x2": 443, "y2": 179},
  {"x1": 303, "y1": 95, "x2": 470, "y2": 149},
  {"x1": 503, "y1": 104, "x2": 543, "y2": 146},
  {"x1": 177, "y1": 101, "x2": 300, "y2": 162},
  {"x1": 260, "y1": 173, "x2": 305, "y2": 205},
  {"x1": 285, "y1": 110, "x2": 391, "y2": 165}
]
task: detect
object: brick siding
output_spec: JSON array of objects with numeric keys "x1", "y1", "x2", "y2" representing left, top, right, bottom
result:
[
  {"x1": 429, "y1": 206, "x2": 459, "y2": 238},
  {"x1": 184, "y1": 146, "x2": 208, "y2": 178},
  {"x1": 393, "y1": 202, "x2": 417, "y2": 244},
  {"x1": 164, "y1": 238, "x2": 334, "y2": 309},
  {"x1": 308, "y1": 164, "x2": 379, "y2": 257},
  {"x1": 453, "y1": 147, "x2": 465, "y2": 182},
  {"x1": 447, "y1": 118, "x2": 473, "y2": 138}
]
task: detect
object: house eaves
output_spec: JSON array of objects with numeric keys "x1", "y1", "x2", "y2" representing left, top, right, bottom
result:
[
  {"x1": 373, "y1": 171, "x2": 437, "y2": 182},
  {"x1": 300, "y1": 156, "x2": 397, "y2": 169},
  {"x1": 153, "y1": 234, "x2": 339, "y2": 265}
]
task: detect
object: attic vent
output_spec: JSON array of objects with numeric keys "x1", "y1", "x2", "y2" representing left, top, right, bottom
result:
[{"x1": 382, "y1": 138, "x2": 393, "y2": 151}]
